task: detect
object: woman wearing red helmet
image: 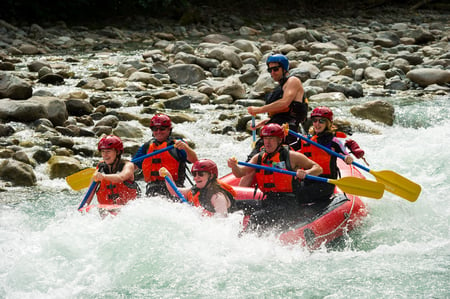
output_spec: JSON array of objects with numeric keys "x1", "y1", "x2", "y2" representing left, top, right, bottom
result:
[
  {"x1": 159, "y1": 159, "x2": 236, "y2": 216},
  {"x1": 93, "y1": 135, "x2": 140, "y2": 205},
  {"x1": 302, "y1": 106, "x2": 354, "y2": 171},
  {"x1": 227, "y1": 123, "x2": 322, "y2": 232},
  {"x1": 246, "y1": 53, "x2": 308, "y2": 155},
  {"x1": 133, "y1": 113, "x2": 198, "y2": 197},
  {"x1": 299, "y1": 106, "x2": 355, "y2": 202}
]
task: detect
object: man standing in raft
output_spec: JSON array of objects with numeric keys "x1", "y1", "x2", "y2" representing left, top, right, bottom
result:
[
  {"x1": 247, "y1": 53, "x2": 308, "y2": 153},
  {"x1": 227, "y1": 123, "x2": 322, "y2": 233},
  {"x1": 133, "y1": 113, "x2": 198, "y2": 197},
  {"x1": 93, "y1": 135, "x2": 140, "y2": 206}
]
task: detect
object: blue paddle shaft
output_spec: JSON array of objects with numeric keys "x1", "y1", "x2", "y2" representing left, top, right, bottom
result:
[
  {"x1": 288, "y1": 129, "x2": 371, "y2": 173},
  {"x1": 165, "y1": 176, "x2": 188, "y2": 203},
  {"x1": 252, "y1": 117, "x2": 256, "y2": 141},
  {"x1": 237, "y1": 161, "x2": 328, "y2": 184},
  {"x1": 78, "y1": 182, "x2": 98, "y2": 210},
  {"x1": 131, "y1": 144, "x2": 175, "y2": 164}
]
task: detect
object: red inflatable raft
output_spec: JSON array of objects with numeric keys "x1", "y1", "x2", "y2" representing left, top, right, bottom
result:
[
  {"x1": 220, "y1": 159, "x2": 368, "y2": 249},
  {"x1": 80, "y1": 160, "x2": 368, "y2": 249}
]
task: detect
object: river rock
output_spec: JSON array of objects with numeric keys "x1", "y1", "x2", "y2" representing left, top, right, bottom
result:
[
  {"x1": 0, "y1": 96, "x2": 68, "y2": 126},
  {"x1": 95, "y1": 114, "x2": 120, "y2": 128},
  {"x1": 0, "y1": 159, "x2": 36, "y2": 186},
  {"x1": 406, "y1": 68, "x2": 450, "y2": 87},
  {"x1": 350, "y1": 100, "x2": 395, "y2": 126},
  {"x1": 309, "y1": 92, "x2": 348, "y2": 102},
  {"x1": 128, "y1": 71, "x2": 162, "y2": 86},
  {"x1": 48, "y1": 136, "x2": 75, "y2": 149},
  {"x1": 0, "y1": 73, "x2": 33, "y2": 100},
  {"x1": 65, "y1": 98, "x2": 94, "y2": 116},
  {"x1": 206, "y1": 47, "x2": 243, "y2": 69},
  {"x1": 183, "y1": 90, "x2": 210, "y2": 104},
  {"x1": 364, "y1": 66, "x2": 386, "y2": 85},
  {"x1": 47, "y1": 155, "x2": 82, "y2": 179},
  {"x1": 215, "y1": 76, "x2": 246, "y2": 99},
  {"x1": 13, "y1": 151, "x2": 36, "y2": 167},
  {"x1": 0, "y1": 124, "x2": 14, "y2": 136},
  {"x1": 33, "y1": 149, "x2": 52, "y2": 164},
  {"x1": 168, "y1": 64, "x2": 206, "y2": 85},
  {"x1": 163, "y1": 94, "x2": 191, "y2": 110},
  {"x1": 112, "y1": 122, "x2": 144, "y2": 139}
]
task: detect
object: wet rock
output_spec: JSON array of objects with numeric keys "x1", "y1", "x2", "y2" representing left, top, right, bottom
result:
[
  {"x1": 0, "y1": 73, "x2": 33, "y2": 100},
  {"x1": 95, "y1": 115, "x2": 120, "y2": 128},
  {"x1": 48, "y1": 136, "x2": 75, "y2": 149},
  {"x1": 32, "y1": 149, "x2": 52, "y2": 164},
  {"x1": 47, "y1": 155, "x2": 82, "y2": 179},
  {"x1": 0, "y1": 124, "x2": 14, "y2": 136},
  {"x1": 406, "y1": 68, "x2": 450, "y2": 87},
  {"x1": 13, "y1": 151, "x2": 35, "y2": 167},
  {"x1": 364, "y1": 67, "x2": 386, "y2": 85},
  {"x1": 350, "y1": 100, "x2": 395, "y2": 126},
  {"x1": 168, "y1": 64, "x2": 206, "y2": 85},
  {"x1": 0, "y1": 159, "x2": 36, "y2": 186},
  {"x1": 112, "y1": 122, "x2": 144, "y2": 139},
  {"x1": 163, "y1": 95, "x2": 191, "y2": 110},
  {"x1": 309, "y1": 92, "x2": 348, "y2": 102},
  {"x1": 65, "y1": 98, "x2": 94, "y2": 116},
  {"x1": 0, "y1": 96, "x2": 68, "y2": 126}
]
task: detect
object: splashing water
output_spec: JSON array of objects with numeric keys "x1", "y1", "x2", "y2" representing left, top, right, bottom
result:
[{"x1": 1, "y1": 92, "x2": 449, "y2": 298}]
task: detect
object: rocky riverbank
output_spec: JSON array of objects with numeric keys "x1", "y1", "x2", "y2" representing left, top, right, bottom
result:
[{"x1": 0, "y1": 7, "x2": 449, "y2": 188}]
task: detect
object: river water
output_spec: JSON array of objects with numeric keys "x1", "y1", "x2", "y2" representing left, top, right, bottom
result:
[{"x1": 0, "y1": 51, "x2": 449, "y2": 298}]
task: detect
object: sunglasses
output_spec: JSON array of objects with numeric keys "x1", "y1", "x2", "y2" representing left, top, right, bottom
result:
[
  {"x1": 312, "y1": 117, "x2": 327, "y2": 124},
  {"x1": 267, "y1": 66, "x2": 281, "y2": 73},
  {"x1": 151, "y1": 126, "x2": 169, "y2": 132},
  {"x1": 192, "y1": 171, "x2": 207, "y2": 177}
]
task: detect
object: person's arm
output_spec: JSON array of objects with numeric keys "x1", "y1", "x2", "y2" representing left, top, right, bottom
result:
[
  {"x1": 247, "y1": 77, "x2": 304, "y2": 115},
  {"x1": 175, "y1": 139, "x2": 198, "y2": 163},
  {"x1": 332, "y1": 137, "x2": 354, "y2": 164},
  {"x1": 93, "y1": 161, "x2": 135, "y2": 183},
  {"x1": 132, "y1": 144, "x2": 147, "y2": 169},
  {"x1": 159, "y1": 167, "x2": 189, "y2": 197},
  {"x1": 210, "y1": 192, "x2": 230, "y2": 217},
  {"x1": 291, "y1": 152, "x2": 322, "y2": 180},
  {"x1": 227, "y1": 156, "x2": 255, "y2": 178}
]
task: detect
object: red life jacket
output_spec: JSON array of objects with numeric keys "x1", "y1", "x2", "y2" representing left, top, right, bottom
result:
[
  {"x1": 142, "y1": 138, "x2": 183, "y2": 183},
  {"x1": 255, "y1": 145, "x2": 298, "y2": 193},
  {"x1": 96, "y1": 161, "x2": 138, "y2": 205},
  {"x1": 187, "y1": 180, "x2": 236, "y2": 215},
  {"x1": 300, "y1": 135, "x2": 333, "y2": 176}
]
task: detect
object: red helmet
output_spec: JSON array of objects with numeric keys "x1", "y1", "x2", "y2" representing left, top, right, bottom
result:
[
  {"x1": 260, "y1": 123, "x2": 285, "y2": 139},
  {"x1": 191, "y1": 159, "x2": 218, "y2": 178},
  {"x1": 311, "y1": 106, "x2": 333, "y2": 122},
  {"x1": 150, "y1": 113, "x2": 172, "y2": 128},
  {"x1": 98, "y1": 135, "x2": 124, "y2": 153}
]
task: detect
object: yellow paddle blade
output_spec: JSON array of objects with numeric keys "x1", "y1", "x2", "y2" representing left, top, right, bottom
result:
[
  {"x1": 328, "y1": 177, "x2": 385, "y2": 199},
  {"x1": 370, "y1": 169, "x2": 421, "y2": 202},
  {"x1": 65, "y1": 168, "x2": 96, "y2": 191}
]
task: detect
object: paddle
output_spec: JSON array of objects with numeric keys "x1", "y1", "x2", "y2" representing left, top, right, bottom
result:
[
  {"x1": 163, "y1": 175, "x2": 188, "y2": 203},
  {"x1": 251, "y1": 116, "x2": 256, "y2": 148},
  {"x1": 66, "y1": 167, "x2": 96, "y2": 191},
  {"x1": 66, "y1": 145, "x2": 176, "y2": 191},
  {"x1": 288, "y1": 129, "x2": 421, "y2": 202},
  {"x1": 237, "y1": 161, "x2": 385, "y2": 199},
  {"x1": 78, "y1": 182, "x2": 99, "y2": 210}
]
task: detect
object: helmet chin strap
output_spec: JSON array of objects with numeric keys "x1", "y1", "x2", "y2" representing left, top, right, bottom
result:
[
  {"x1": 203, "y1": 174, "x2": 216, "y2": 189},
  {"x1": 107, "y1": 153, "x2": 121, "y2": 173}
]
